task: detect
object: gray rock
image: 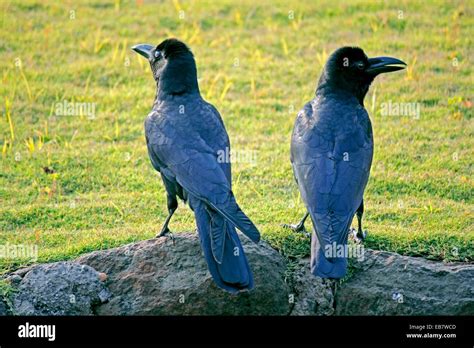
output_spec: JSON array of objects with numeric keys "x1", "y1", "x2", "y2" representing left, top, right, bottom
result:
[
  {"x1": 289, "y1": 258, "x2": 335, "y2": 315},
  {"x1": 7, "y1": 274, "x2": 22, "y2": 286},
  {"x1": 11, "y1": 266, "x2": 33, "y2": 278},
  {"x1": 11, "y1": 262, "x2": 110, "y2": 315},
  {"x1": 3, "y1": 236, "x2": 472, "y2": 316},
  {"x1": 0, "y1": 297, "x2": 10, "y2": 316},
  {"x1": 76, "y1": 233, "x2": 291, "y2": 315},
  {"x1": 335, "y1": 249, "x2": 474, "y2": 315}
]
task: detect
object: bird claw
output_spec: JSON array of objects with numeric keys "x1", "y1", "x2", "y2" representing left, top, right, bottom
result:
[
  {"x1": 281, "y1": 223, "x2": 310, "y2": 237},
  {"x1": 156, "y1": 229, "x2": 175, "y2": 245},
  {"x1": 350, "y1": 228, "x2": 367, "y2": 244}
]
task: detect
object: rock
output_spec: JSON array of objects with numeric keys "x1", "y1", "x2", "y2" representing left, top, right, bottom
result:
[
  {"x1": 98, "y1": 289, "x2": 110, "y2": 303},
  {"x1": 7, "y1": 274, "x2": 22, "y2": 286},
  {"x1": 335, "y1": 249, "x2": 474, "y2": 315},
  {"x1": 3, "y1": 235, "x2": 472, "y2": 316},
  {"x1": 76, "y1": 233, "x2": 291, "y2": 315},
  {"x1": 11, "y1": 266, "x2": 34, "y2": 278},
  {"x1": 11, "y1": 262, "x2": 111, "y2": 315},
  {"x1": 0, "y1": 297, "x2": 10, "y2": 316},
  {"x1": 289, "y1": 258, "x2": 335, "y2": 315}
]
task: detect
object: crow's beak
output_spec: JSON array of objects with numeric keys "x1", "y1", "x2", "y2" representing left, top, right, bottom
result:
[
  {"x1": 132, "y1": 43, "x2": 154, "y2": 59},
  {"x1": 366, "y1": 56, "x2": 407, "y2": 75}
]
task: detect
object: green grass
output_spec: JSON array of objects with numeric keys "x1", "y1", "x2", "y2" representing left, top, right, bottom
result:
[{"x1": 0, "y1": 0, "x2": 473, "y2": 274}]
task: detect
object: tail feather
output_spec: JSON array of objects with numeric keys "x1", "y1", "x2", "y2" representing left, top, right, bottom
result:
[
  {"x1": 207, "y1": 195, "x2": 260, "y2": 243},
  {"x1": 310, "y1": 231, "x2": 348, "y2": 278},
  {"x1": 309, "y1": 211, "x2": 353, "y2": 279},
  {"x1": 207, "y1": 206, "x2": 226, "y2": 264},
  {"x1": 192, "y1": 198, "x2": 254, "y2": 293}
]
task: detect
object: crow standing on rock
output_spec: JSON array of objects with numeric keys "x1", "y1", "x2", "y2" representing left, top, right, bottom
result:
[
  {"x1": 132, "y1": 39, "x2": 260, "y2": 293},
  {"x1": 286, "y1": 47, "x2": 406, "y2": 279}
]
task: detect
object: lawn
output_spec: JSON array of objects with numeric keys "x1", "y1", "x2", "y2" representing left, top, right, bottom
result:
[{"x1": 0, "y1": 0, "x2": 472, "y2": 274}]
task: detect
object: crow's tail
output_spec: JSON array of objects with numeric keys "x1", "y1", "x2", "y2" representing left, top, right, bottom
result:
[
  {"x1": 191, "y1": 197, "x2": 254, "y2": 293},
  {"x1": 310, "y1": 232, "x2": 348, "y2": 279},
  {"x1": 309, "y1": 212, "x2": 353, "y2": 279}
]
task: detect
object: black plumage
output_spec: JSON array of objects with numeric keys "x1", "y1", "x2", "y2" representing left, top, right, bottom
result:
[
  {"x1": 132, "y1": 39, "x2": 260, "y2": 293},
  {"x1": 288, "y1": 47, "x2": 406, "y2": 278}
]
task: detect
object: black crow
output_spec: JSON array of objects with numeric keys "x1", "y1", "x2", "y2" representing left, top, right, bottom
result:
[
  {"x1": 132, "y1": 39, "x2": 260, "y2": 293},
  {"x1": 287, "y1": 47, "x2": 406, "y2": 278}
]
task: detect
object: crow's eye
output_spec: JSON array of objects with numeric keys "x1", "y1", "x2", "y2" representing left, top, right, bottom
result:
[
  {"x1": 356, "y1": 62, "x2": 365, "y2": 70},
  {"x1": 154, "y1": 50, "x2": 161, "y2": 59}
]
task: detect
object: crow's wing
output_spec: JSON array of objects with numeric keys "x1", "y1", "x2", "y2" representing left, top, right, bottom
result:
[
  {"x1": 189, "y1": 101, "x2": 232, "y2": 184},
  {"x1": 145, "y1": 105, "x2": 260, "y2": 252},
  {"x1": 291, "y1": 103, "x2": 373, "y2": 249}
]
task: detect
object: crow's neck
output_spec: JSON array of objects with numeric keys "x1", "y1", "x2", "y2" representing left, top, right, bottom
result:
[
  {"x1": 316, "y1": 71, "x2": 371, "y2": 106},
  {"x1": 155, "y1": 58, "x2": 200, "y2": 101},
  {"x1": 155, "y1": 85, "x2": 200, "y2": 101}
]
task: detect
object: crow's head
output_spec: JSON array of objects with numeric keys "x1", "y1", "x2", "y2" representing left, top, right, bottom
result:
[
  {"x1": 318, "y1": 46, "x2": 406, "y2": 104},
  {"x1": 132, "y1": 38, "x2": 199, "y2": 96}
]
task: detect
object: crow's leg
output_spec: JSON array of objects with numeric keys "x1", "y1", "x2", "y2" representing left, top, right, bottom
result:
[
  {"x1": 356, "y1": 200, "x2": 365, "y2": 239},
  {"x1": 282, "y1": 212, "x2": 310, "y2": 236},
  {"x1": 351, "y1": 200, "x2": 367, "y2": 243},
  {"x1": 156, "y1": 194, "x2": 178, "y2": 238}
]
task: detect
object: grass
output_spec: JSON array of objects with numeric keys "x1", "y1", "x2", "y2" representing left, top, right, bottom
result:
[{"x1": 0, "y1": 0, "x2": 473, "y2": 274}]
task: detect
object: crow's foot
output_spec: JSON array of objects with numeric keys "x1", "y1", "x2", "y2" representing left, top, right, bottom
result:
[
  {"x1": 350, "y1": 227, "x2": 367, "y2": 243},
  {"x1": 281, "y1": 222, "x2": 310, "y2": 237},
  {"x1": 156, "y1": 228, "x2": 175, "y2": 245}
]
